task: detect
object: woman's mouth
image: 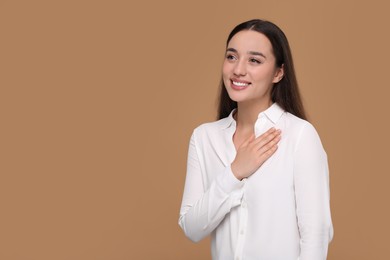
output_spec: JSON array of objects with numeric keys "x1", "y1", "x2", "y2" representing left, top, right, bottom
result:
[{"x1": 231, "y1": 79, "x2": 251, "y2": 90}]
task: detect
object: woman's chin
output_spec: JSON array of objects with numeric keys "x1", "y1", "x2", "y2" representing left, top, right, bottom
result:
[{"x1": 227, "y1": 94, "x2": 248, "y2": 103}]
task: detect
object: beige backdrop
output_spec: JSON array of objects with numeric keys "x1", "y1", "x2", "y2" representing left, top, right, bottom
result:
[{"x1": 1, "y1": 0, "x2": 389, "y2": 259}]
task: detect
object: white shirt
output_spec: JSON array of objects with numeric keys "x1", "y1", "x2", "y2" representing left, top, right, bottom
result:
[{"x1": 179, "y1": 103, "x2": 333, "y2": 260}]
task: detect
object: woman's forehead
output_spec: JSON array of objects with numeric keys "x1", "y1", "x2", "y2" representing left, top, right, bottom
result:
[{"x1": 227, "y1": 30, "x2": 273, "y2": 54}]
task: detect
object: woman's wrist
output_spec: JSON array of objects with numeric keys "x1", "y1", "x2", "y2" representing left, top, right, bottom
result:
[{"x1": 231, "y1": 162, "x2": 244, "y2": 181}]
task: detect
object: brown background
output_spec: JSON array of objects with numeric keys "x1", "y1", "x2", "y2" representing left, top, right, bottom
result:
[{"x1": 1, "y1": 0, "x2": 389, "y2": 259}]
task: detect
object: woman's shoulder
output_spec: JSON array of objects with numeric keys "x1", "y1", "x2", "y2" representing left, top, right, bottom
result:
[
  {"x1": 284, "y1": 111, "x2": 315, "y2": 132},
  {"x1": 194, "y1": 117, "x2": 231, "y2": 131},
  {"x1": 192, "y1": 116, "x2": 232, "y2": 136},
  {"x1": 283, "y1": 112, "x2": 324, "y2": 149}
]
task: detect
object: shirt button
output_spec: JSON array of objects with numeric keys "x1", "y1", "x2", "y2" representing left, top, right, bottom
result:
[
  {"x1": 242, "y1": 202, "x2": 247, "y2": 208},
  {"x1": 240, "y1": 230, "x2": 244, "y2": 235}
]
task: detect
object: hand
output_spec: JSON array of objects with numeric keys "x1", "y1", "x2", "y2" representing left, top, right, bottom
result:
[{"x1": 231, "y1": 127, "x2": 281, "y2": 180}]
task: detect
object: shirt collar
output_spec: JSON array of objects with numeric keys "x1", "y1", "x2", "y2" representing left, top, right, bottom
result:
[
  {"x1": 220, "y1": 103, "x2": 285, "y2": 129},
  {"x1": 220, "y1": 109, "x2": 236, "y2": 130},
  {"x1": 262, "y1": 102, "x2": 285, "y2": 124}
]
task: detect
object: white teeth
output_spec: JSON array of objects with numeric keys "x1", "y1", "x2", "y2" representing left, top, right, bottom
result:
[{"x1": 233, "y1": 81, "x2": 249, "y2": 87}]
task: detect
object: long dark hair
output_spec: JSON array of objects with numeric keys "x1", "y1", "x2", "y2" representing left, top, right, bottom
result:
[{"x1": 217, "y1": 19, "x2": 307, "y2": 120}]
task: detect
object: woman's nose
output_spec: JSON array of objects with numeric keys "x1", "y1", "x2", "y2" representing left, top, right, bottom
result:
[{"x1": 233, "y1": 60, "x2": 246, "y2": 76}]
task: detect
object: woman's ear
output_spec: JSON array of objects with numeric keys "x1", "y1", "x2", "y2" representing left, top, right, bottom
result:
[{"x1": 272, "y1": 64, "x2": 284, "y2": 83}]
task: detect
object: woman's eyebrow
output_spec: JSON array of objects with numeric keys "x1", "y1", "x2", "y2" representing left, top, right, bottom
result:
[
  {"x1": 226, "y1": 48, "x2": 266, "y2": 59},
  {"x1": 226, "y1": 48, "x2": 238, "y2": 53},
  {"x1": 248, "y1": 51, "x2": 266, "y2": 59}
]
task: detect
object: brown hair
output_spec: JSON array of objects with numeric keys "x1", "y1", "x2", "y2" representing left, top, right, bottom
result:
[{"x1": 217, "y1": 19, "x2": 307, "y2": 120}]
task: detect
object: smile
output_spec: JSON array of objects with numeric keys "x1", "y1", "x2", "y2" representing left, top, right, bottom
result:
[{"x1": 231, "y1": 80, "x2": 251, "y2": 90}]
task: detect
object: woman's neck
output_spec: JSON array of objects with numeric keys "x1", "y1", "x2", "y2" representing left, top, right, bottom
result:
[{"x1": 235, "y1": 99, "x2": 273, "y2": 129}]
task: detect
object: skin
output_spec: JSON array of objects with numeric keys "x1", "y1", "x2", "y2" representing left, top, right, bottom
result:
[{"x1": 222, "y1": 30, "x2": 284, "y2": 180}]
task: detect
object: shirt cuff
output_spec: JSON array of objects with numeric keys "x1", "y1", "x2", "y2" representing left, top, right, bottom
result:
[{"x1": 216, "y1": 166, "x2": 245, "y2": 194}]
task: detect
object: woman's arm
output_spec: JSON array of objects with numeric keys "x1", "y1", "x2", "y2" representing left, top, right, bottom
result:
[
  {"x1": 178, "y1": 132, "x2": 245, "y2": 242},
  {"x1": 294, "y1": 122, "x2": 334, "y2": 259}
]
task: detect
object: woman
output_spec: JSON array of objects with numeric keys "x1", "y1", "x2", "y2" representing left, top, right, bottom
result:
[{"x1": 179, "y1": 19, "x2": 333, "y2": 260}]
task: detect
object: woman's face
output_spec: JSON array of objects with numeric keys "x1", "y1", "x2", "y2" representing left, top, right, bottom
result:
[{"x1": 222, "y1": 30, "x2": 283, "y2": 104}]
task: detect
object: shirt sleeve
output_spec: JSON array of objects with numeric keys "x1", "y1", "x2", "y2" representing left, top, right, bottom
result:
[
  {"x1": 178, "y1": 131, "x2": 245, "y2": 243},
  {"x1": 294, "y1": 122, "x2": 334, "y2": 259}
]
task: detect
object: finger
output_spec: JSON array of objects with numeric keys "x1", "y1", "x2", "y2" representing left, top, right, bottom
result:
[
  {"x1": 253, "y1": 129, "x2": 281, "y2": 148},
  {"x1": 257, "y1": 135, "x2": 281, "y2": 155},
  {"x1": 257, "y1": 144, "x2": 279, "y2": 162},
  {"x1": 242, "y1": 133, "x2": 255, "y2": 146},
  {"x1": 254, "y1": 135, "x2": 281, "y2": 154},
  {"x1": 252, "y1": 127, "x2": 277, "y2": 144},
  {"x1": 263, "y1": 127, "x2": 276, "y2": 135}
]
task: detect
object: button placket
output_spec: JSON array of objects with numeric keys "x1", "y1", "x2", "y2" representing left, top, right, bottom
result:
[{"x1": 234, "y1": 194, "x2": 248, "y2": 260}]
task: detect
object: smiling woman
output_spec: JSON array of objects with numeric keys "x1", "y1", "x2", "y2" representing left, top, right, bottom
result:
[
  {"x1": 223, "y1": 31, "x2": 283, "y2": 111},
  {"x1": 179, "y1": 19, "x2": 333, "y2": 260}
]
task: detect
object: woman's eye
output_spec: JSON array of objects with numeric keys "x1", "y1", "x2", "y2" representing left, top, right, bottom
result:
[
  {"x1": 226, "y1": 54, "x2": 236, "y2": 60},
  {"x1": 250, "y1": 58, "x2": 261, "y2": 64}
]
